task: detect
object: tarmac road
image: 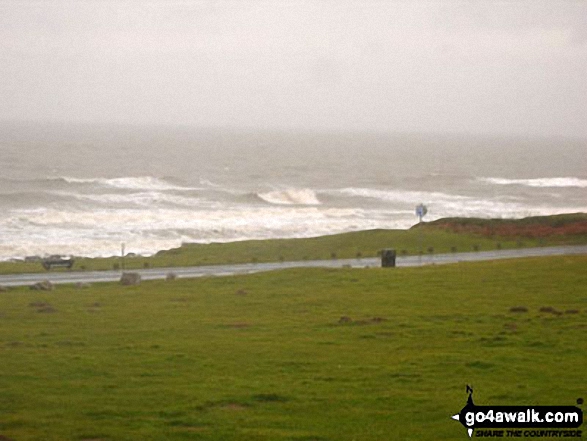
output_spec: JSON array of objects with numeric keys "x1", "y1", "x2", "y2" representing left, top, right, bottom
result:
[{"x1": 1, "y1": 245, "x2": 586, "y2": 287}]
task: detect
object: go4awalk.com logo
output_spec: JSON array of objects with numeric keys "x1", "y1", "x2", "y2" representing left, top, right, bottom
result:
[{"x1": 451, "y1": 386, "x2": 584, "y2": 438}]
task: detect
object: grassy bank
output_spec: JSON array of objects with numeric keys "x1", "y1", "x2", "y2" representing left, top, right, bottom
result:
[
  {"x1": 0, "y1": 255, "x2": 586, "y2": 440},
  {"x1": 2, "y1": 214, "x2": 586, "y2": 275}
]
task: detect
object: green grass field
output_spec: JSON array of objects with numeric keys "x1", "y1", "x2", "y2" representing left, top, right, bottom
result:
[
  {"x1": 2, "y1": 214, "x2": 586, "y2": 275},
  {"x1": 1, "y1": 255, "x2": 586, "y2": 440}
]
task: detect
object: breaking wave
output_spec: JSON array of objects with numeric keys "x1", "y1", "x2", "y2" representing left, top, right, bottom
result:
[
  {"x1": 0, "y1": 205, "x2": 390, "y2": 259},
  {"x1": 479, "y1": 177, "x2": 587, "y2": 188},
  {"x1": 327, "y1": 187, "x2": 583, "y2": 220},
  {"x1": 56, "y1": 176, "x2": 200, "y2": 191},
  {"x1": 331, "y1": 187, "x2": 468, "y2": 204},
  {"x1": 53, "y1": 191, "x2": 212, "y2": 208},
  {"x1": 257, "y1": 188, "x2": 321, "y2": 205}
]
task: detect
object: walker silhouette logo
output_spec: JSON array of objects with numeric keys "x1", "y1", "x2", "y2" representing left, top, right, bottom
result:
[{"x1": 451, "y1": 386, "x2": 584, "y2": 438}]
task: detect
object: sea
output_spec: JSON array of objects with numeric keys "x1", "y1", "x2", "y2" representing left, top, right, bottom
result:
[{"x1": 0, "y1": 122, "x2": 585, "y2": 261}]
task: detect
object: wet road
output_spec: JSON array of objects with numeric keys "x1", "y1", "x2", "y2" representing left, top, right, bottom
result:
[{"x1": 1, "y1": 245, "x2": 586, "y2": 287}]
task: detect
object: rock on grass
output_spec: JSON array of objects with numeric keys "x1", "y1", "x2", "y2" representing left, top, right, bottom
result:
[
  {"x1": 30, "y1": 280, "x2": 53, "y2": 291},
  {"x1": 120, "y1": 272, "x2": 141, "y2": 286}
]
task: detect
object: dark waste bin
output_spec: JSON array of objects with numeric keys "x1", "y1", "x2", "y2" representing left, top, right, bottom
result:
[{"x1": 381, "y1": 249, "x2": 396, "y2": 267}]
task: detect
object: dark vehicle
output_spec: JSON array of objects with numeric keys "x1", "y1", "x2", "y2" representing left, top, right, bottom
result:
[{"x1": 42, "y1": 256, "x2": 74, "y2": 270}]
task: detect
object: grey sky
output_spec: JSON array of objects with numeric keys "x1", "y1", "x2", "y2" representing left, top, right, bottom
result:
[{"x1": 1, "y1": 1, "x2": 586, "y2": 137}]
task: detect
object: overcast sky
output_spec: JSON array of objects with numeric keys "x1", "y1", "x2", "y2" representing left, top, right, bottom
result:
[{"x1": 1, "y1": 1, "x2": 586, "y2": 137}]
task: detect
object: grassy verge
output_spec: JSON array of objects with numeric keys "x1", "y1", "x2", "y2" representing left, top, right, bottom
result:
[
  {"x1": 0, "y1": 255, "x2": 586, "y2": 440},
  {"x1": 2, "y1": 214, "x2": 586, "y2": 275}
]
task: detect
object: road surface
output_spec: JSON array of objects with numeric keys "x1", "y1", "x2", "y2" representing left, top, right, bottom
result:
[{"x1": 1, "y1": 245, "x2": 586, "y2": 287}]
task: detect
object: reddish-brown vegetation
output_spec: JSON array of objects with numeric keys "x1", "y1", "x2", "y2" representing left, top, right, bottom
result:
[{"x1": 426, "y1": 214, "x2": 587, "y2": 239}]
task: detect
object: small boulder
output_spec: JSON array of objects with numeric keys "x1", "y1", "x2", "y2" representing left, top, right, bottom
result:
[
  {"x1": 120, "y1": 272, "x2": 141, "y2": 286},
  {"x1": 166, "y1": 272, "x2": 177, "y2": 281}
]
